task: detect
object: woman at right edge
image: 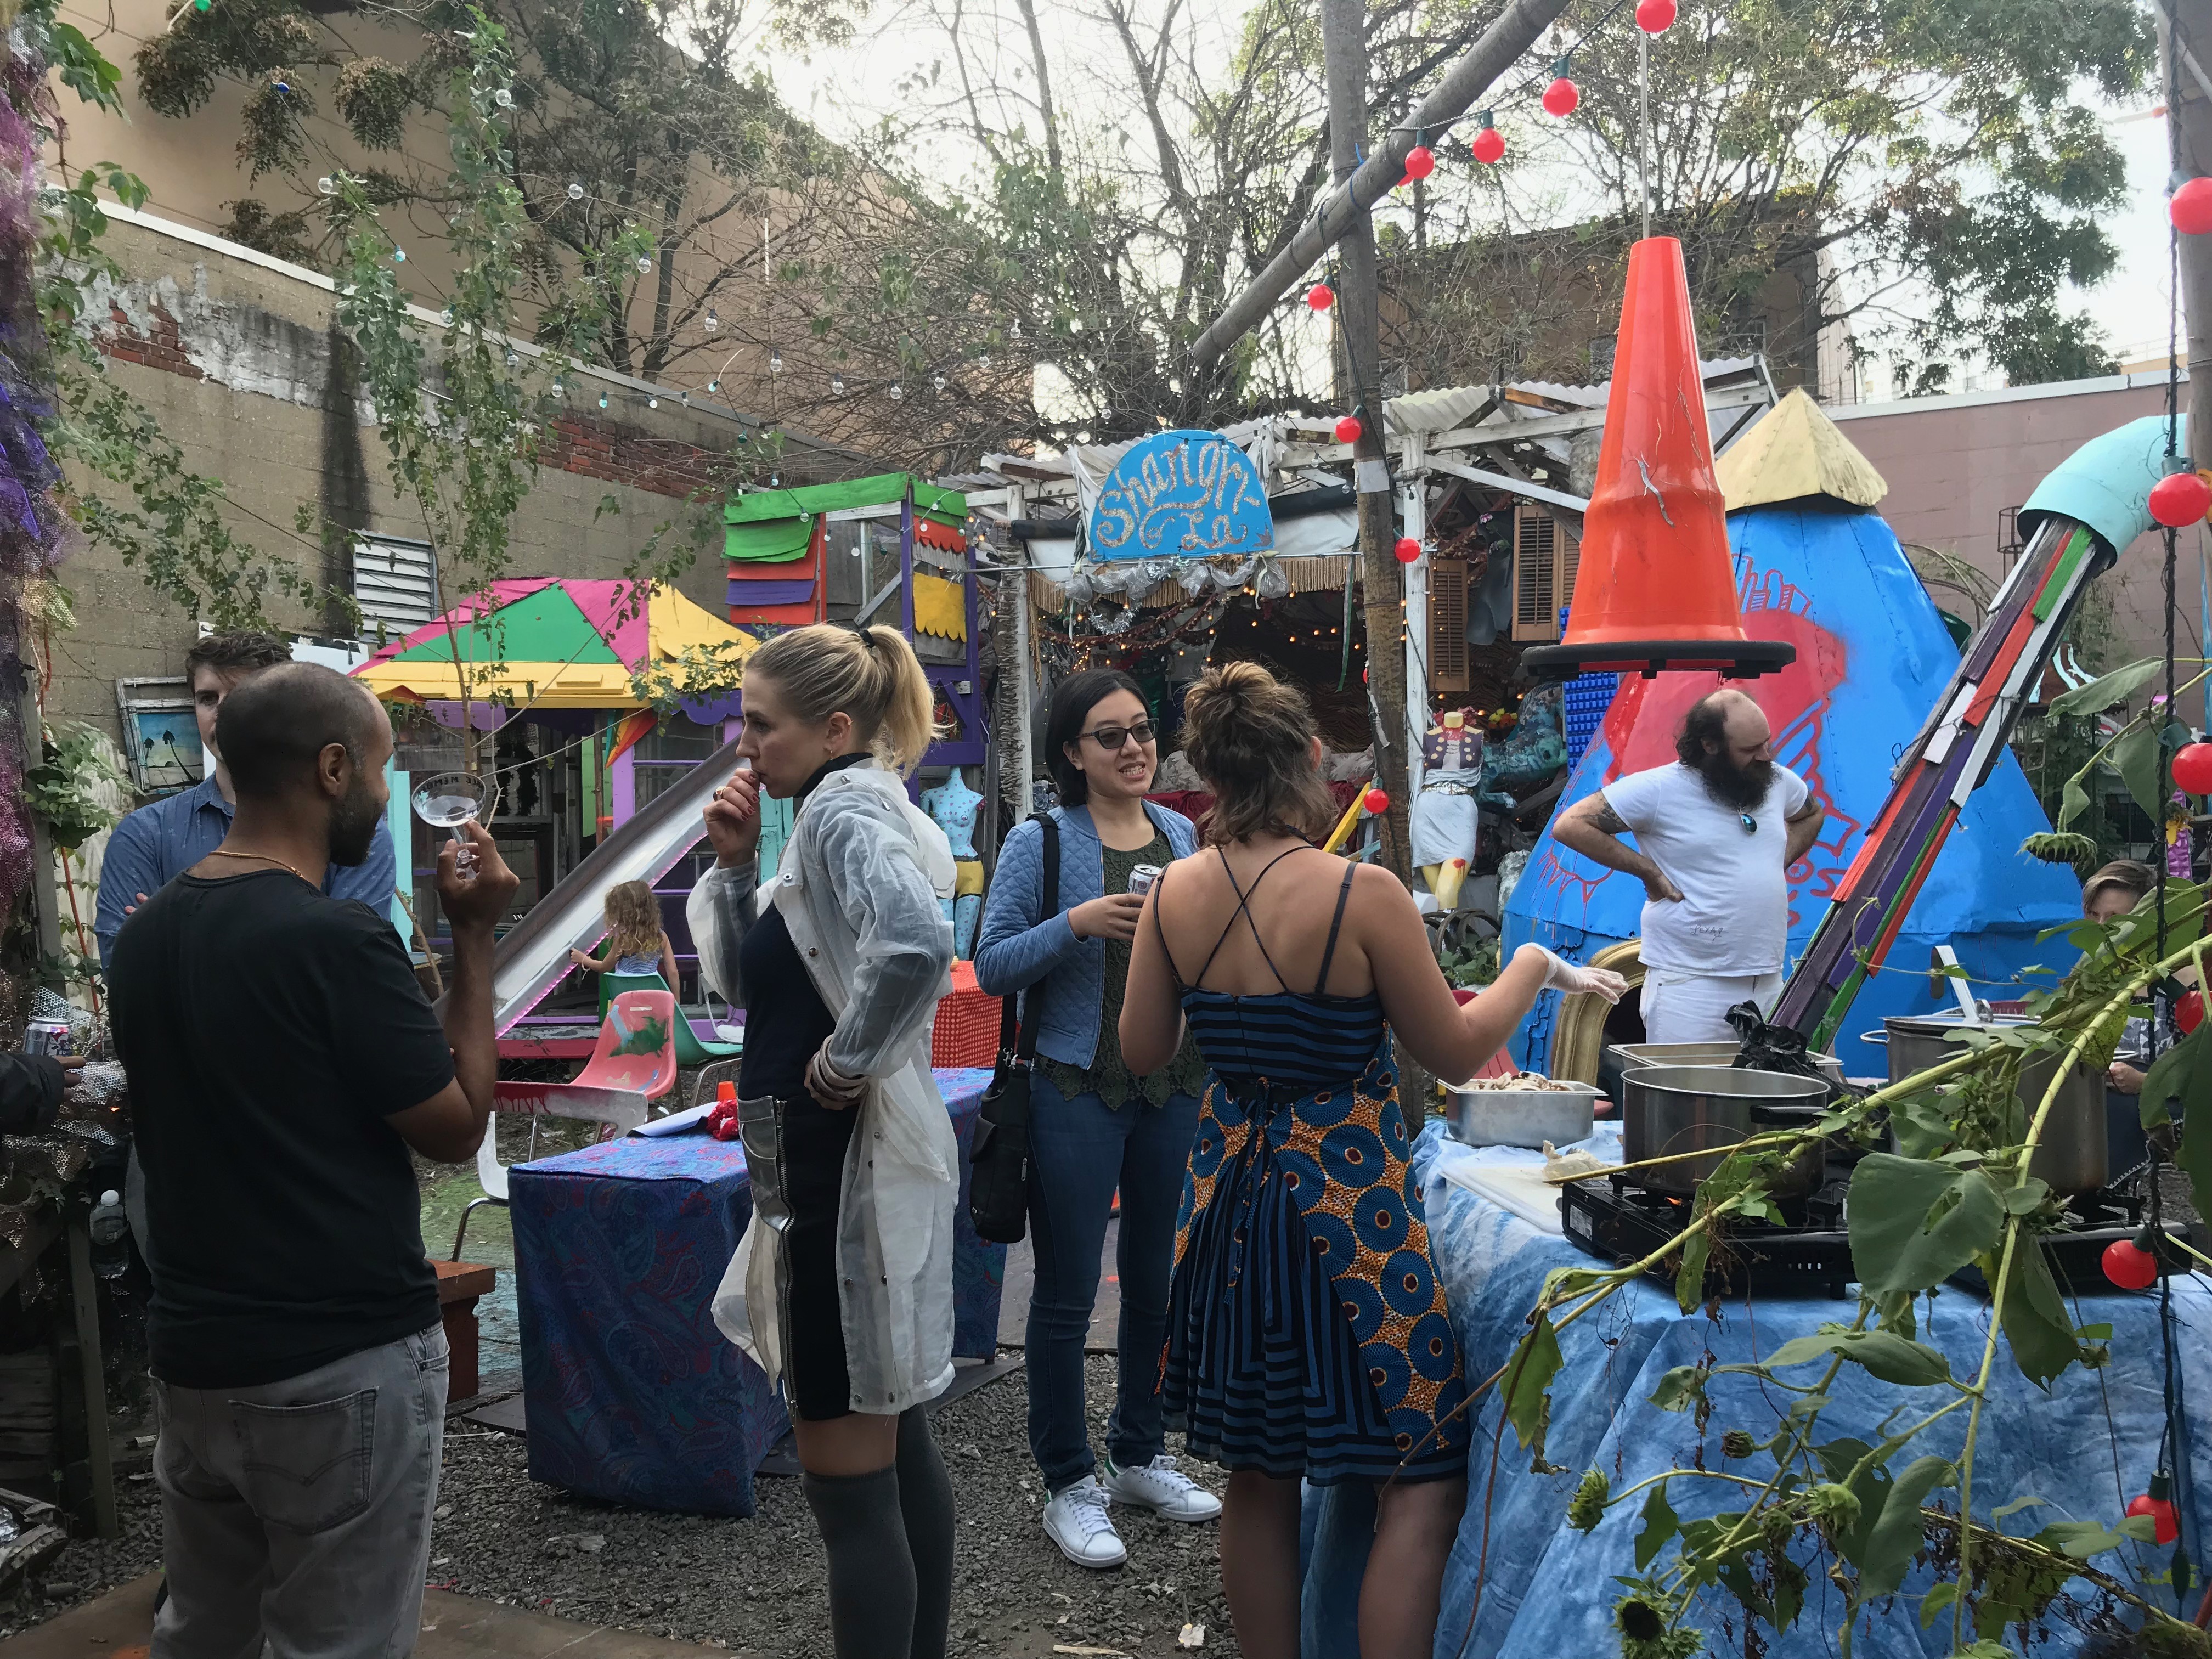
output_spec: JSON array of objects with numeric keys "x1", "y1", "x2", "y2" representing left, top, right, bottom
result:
[{"x1": 1119, "y1": 662, "x2": 1625, "y2": 1658}]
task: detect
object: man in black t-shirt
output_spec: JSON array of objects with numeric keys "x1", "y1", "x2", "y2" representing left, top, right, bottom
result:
[{"x1": 110, "y1": 663, "x2": 516, "y2": 1659}]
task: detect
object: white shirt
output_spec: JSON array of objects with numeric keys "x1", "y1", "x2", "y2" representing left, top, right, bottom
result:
[{"x1": 1600, "y1": 761, "x2": 1810, "y2": 976}]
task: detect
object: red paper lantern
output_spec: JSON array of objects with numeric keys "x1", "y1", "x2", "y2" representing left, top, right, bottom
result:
[
  {"x1": 1471, "y1": 123, "x2": 1505, "y2": 165},
  {"x1": 1543, "y1": 76, "x2": 1580, "y2": 117},
  {"x1": 2148, "y1": 469, "x2": 2212, "y2": 528},
  {"x1": 1404, "y1": 144, "x2": 1436, "y2": 180},
  {"x1": 1334, "y1": 414, "x2": 1363, "y2": 444},
  {"x1": 1394, "y1": 537, "x2": 1421, "y2": 563},
  {"x1": 1363, "y1": 787, "x2": 1390, "y2": 815},
  {"x1": 1635, "y1": 0, "x2": 1677, "y2": 29},
  {"x1": 2102, "y1": 1237, "x2": 2159, "y2": 1290},
  {"x1": 2177, "y1": 988, "x2": 2204, "y2": 1035},
  {"x1": 2171, "y1": 176, "x2": 2212, "y2": 236},
  {"x1": 1306, "y1": 283, "x2": 1335, "y2": 312},
  {"x1": 2173, "y1": 740, "x2": 2212, "y2": 794},
  {"x1": 2126, "y1": 1492, "x2": 2182, "y2": 1545}
]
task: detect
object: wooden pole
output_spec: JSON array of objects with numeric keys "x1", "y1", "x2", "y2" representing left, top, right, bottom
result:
[{"x1": 1319, "y1": 0, "x2": 1415, "y2": 890}]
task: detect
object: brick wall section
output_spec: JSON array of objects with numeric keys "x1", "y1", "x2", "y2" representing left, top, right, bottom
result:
[
  {"x1": 536, "y1": 416, "x2": 724, "y2": 500},
  {"x1": 100, "y1": 301, "x2": 204, "y2": 381}
]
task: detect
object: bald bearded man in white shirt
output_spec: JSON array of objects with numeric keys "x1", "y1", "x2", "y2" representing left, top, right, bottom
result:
[{"x1": 1549, "y1": 690, "x2": 1826, "y2": 1044}]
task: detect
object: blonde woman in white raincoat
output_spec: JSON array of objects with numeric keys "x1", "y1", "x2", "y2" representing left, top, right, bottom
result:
[{"x1": 687, "y1": 621, "x2": 959, "y2": 1659}]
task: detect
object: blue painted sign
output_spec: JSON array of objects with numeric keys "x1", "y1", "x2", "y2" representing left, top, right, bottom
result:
[{"x1": 1088, "y1": 430, "x2": 1274, "y2": 560}]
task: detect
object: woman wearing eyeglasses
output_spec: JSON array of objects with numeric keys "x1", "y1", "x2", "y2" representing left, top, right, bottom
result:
[{"x1": 974, "y1": 669, "x2": 1218, "y2": 1568}]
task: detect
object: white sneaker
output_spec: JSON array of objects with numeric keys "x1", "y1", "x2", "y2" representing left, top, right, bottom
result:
[
  {"x1": 1043, "y1": 1476, "x2": 1127, "y2": 1568},
  {"x1": 1102, "y1": 1454, "x2": 1223, "y2": 1522}
]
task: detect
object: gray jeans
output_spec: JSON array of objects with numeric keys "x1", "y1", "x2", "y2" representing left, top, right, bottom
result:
[{"x1": 152, "y1": 1324, "x2": 449, "y2": 1659}]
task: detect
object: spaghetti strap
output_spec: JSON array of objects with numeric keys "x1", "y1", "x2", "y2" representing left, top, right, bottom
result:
[
  {"x1": 1151, "y1": 864, "x2": 1186, "y2": 988},
  {"x1": 1313, "y1": 865, "x2": 1357, "y2": 996},
  {"x1": 1191, "y1": 844, "x2": 1305, "y2": 991}
]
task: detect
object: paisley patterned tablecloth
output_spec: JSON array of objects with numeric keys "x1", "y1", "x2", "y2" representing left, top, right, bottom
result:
[{"x1": 509, "y1": 1068, "x2": 999, "y2": 1516}]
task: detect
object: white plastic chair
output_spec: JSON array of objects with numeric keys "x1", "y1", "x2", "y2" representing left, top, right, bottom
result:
[{"x1": 449, "y1": 1081, "x2": 650, "y2": 1260}]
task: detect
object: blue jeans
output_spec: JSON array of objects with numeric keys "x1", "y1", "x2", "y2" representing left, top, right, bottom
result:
[{"x1": 1025, "y1": 1070, "x2": 1201, "y2": 1492}]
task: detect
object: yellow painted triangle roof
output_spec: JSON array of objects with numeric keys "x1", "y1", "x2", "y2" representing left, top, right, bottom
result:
[
  {"x1": 649, "y1": 582, "x2": 759, "y2": 660},
  {"x1": 1717, "y1": 387, "x2": 1888, "y2": 512}
]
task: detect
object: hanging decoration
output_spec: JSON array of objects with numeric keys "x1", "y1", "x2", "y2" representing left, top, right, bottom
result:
[
  {"x1": 1086, "y1": 429, "x2": 1275, "y2": 561},
  {"x1": 1542, "y1": 63, "x2": 1579, "y2": 117},
  {"x1": 1307, "y1": 283, "x2": 1335, "y2": 312},
  {"x1": 1394, "y1": 537, "x2": 1421, "y2": 563},
  {"x1": 2170, "y1": 176, "x2": 2212, "y2": 235},
  {"x1": 2175, "y1": 741, "x2": 2212, "y2": 794},
  {"x1": 1470, "y1": 112, "x2": 1505, "y2": 165},
  {"x1": 2100, "y1": 1235, "x2": 2159, "y2": 1289},
  {"x1": 2125, "y1": 1477, "x2": 2182, "y2": 1545},
  {"x1": 2147, "y1": 465, "x2": 2210, "y2": 528},
  {"x1": 1634, "y1": 0, "x2": 1677, "y2": 31},
  {"x1": 1404, "y1": 143, "x2": 1436, "y2": 180},
  {"x1": 1334, "y1": 414, "x2": 1363, "y2": 443}
]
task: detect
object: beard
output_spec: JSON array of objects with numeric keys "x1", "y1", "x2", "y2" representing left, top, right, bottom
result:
[
  {"x1": 328, "y1": 772, "x2": 383, "y2": 867},
  {"x1": 1699, "y1": 751, "x2": 1775, "y2": 812}
]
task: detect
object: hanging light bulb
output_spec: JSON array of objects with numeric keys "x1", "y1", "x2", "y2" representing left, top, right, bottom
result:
[
  {"x1": 2171, "y1": 177, "x2": 2212, "y2": 236},
  {"x1": 1635, "y1": 0, "x2": 1677, "y2": 30},
  {"x1": 1543, "y1": 60, "x2": 1579, "y2": 116},
  {"x1": 979, "y1": 352, "x2": 992, "y2": 368},
  {"x1": 831, "y1": 374, "x2": 846, "y2": 396},
  {"x1": 597, "y1": 393, "x2": 609, "y2": 409},
  {"x1": 933, "y1": 373, "x2": 947, "y2": 393},
  {"x1": 890, "y1": 382, "x2": 904, "y2": 402},
  {"x1": 1307, "y1": 283, "x2": 1335, "y2": 311},
  {"x1": 493, "y1": 87, "x2": 514, "y2": 108},
  {"x1": 704, "y1": 307, "x2": 720, "y2": 335},
  {"x1": 648, "y1": 395, "x2": 659, "y2": 409},
  {"x1": 567, "y1": 181, "x2": 585, "y2": 201},
  {"x1": 1471, "y1": 112, "x2": 1504, "y2": 165},
  {"x1": 1334, "y1": 414, "x2": 1363, "y2": 443},
  {"x1": 769, "y1": 348, "x2": 783, "y2": 374},
  {"x1": 1394, "y1": 537, "x2": 1421, "y2": 563},
  {"x1": 440, "y1": 307, "x2": 455, "y2": 326},
  {"x1": 551, "y1": 379, "x2": 565, "y2": 394},
  {"x1": 273, "y1": 76, "x2": 290, "y2": 95},
  {"x1": 635, "y1": 255, "x2": 652, "y2": 275},
  {"x1": 392, "y1": 247, "x2": 407, "y2": 263},
  {"x1": 1403, "y1": 143, "x2": 1436, "y2": 180},
  {"x1": 316, "y1": 176, "x2": 337, "y2": 196}
]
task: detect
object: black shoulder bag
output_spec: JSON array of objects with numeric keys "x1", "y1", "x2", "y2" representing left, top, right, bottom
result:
[{"x1": 968, "y1": 815, "x2": 1057, "y2": 1245}]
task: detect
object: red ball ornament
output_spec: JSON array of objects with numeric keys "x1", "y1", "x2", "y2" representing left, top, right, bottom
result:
[
  {"x1": 1404, "y1": 144, "x2": 1436, "y2": 180},
  {"x1": 2148, "y1": 469, "x2": 2212, "y2": 528},
  {"x1": 2173, "y1": 740, "x2": 2212, "y2": 795},
  {"x1": 1334, "y1": 414, "x2": 1363, "y2": 444},
  {"x1": 1363, "y1": 787, "x2": 1390, "y2": 815},
  {"x1": 1394, "y1": 536, "x2": 1421, "y2": 563},
  {"x1": 1306, "y1": 283, "x2": 1335, "y2": 312},
  {"x1": 2171, "y1": 176, "x2": 2212, "y2": 236},
  {"x1": 2102, "y1": 1237, "x2": 2159, "y2": 1290},
  {"x1": 1543, "y1": 76, "x2": 1580, "y2": 117},
  {"x1": 1470, "y1": 125, "x2": 1505, "y2": 165},
  {"x1": 2177, "y1": 988, "x2": 2204, "y2": 1035},
  {"x1": 1635, "y1": 0, "x2": 1677, "y2": 29},
  {"x1": 2126, "y1": 1492, "x2": 2182, "y2": 1545}
]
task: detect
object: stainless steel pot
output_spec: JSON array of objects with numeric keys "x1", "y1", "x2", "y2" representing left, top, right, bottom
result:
[
  {"x1": 1443, "y1": 1080, "x2": 1600, "y2": 1149},
  {"x1": 1870, "y1": 1014, "x2": 2107, "y2": 1194},
  {"x1": 1621, "y1": 1065, "x2": 1831, "y2": 1197}
]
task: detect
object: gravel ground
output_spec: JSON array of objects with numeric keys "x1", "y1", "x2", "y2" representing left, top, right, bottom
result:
[{"x1": 9, "y1": 1354, "x2": 1241, "y2": 1658}]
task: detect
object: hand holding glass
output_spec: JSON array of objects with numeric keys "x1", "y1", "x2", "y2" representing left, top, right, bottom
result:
[{"x1": 412, "y1": 771, "x2": 500, "y2": 883}]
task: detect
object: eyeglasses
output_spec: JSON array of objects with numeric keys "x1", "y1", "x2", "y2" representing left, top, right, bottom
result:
[
  {"x1": 1739, "y1": 812, "x2": 1758, "y2": 835},
  {"x1": 1081, "y1": 721, "x2": 1156, "y2": 752}
]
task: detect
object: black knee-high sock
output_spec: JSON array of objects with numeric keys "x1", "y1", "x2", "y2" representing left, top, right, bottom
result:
[
  {"x1": 896, "y1": 1406, "x2": 955, "y2": 1659},
  {"x1": 802, "y1": 1464, "x2": 915, "y2": 1659}
]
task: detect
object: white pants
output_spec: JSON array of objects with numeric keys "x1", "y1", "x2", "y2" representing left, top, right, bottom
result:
[{"x1": 1639, "y1": 969, "x2": 1784, "y2": 1046}]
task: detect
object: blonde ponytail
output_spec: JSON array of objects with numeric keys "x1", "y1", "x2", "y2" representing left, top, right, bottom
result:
[{"x1": 746, "y1": 621, "x2": 943, "y2": 777}]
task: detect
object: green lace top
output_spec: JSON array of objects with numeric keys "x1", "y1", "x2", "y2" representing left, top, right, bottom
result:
[{"x1": 1043, "y1": 831, "x2": 1209, "y2": 1110}]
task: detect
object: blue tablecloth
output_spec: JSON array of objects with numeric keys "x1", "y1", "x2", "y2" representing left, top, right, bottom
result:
[
  {"x1": 1302, "y1": 1126, "x2": 2212, "y2": 1657},
  {"x1": 509, "y1": 1067, "x2": 1002, "y2": 1517}
]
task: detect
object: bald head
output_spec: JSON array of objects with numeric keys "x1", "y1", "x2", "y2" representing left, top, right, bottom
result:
[
  {"x1": 216, "y1": 662, "x2": 388, "y2": 800},
  {"x1": 1677, "y1": 689, "x2": 1775, "y2": 809}
]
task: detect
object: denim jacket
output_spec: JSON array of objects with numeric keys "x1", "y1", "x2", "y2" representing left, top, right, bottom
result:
[{"x1": 973, "y1": 800, "x2": 1198, "y2": 1068}]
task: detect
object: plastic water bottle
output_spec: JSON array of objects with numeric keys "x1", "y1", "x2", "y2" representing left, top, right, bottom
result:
[{"x1": 89, "y1": 1190, "x2": 130, "y2": 1278}]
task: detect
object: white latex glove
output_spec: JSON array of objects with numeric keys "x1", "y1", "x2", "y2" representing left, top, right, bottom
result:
[
  {"x1": 1534, "y1": 945, "x2": 1629, "y2": 1005},
  {"x1": 804, "y1": 1045, "x2": 869, "y2": 1111}
]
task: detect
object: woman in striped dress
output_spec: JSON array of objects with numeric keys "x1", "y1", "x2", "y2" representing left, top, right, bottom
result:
[{"x1": 1119, "y1": 663, "x2": 1623, "y2": 1659}]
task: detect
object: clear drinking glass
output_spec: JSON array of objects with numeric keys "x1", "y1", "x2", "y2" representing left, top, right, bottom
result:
[{"x1": 411, "y1": 770, "x2": 500, "y2": 882}]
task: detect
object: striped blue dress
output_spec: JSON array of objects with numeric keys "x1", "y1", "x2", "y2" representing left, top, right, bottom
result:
[{"x1": 1156, "y1": 850, "x2": 1470, "y2": 1485}]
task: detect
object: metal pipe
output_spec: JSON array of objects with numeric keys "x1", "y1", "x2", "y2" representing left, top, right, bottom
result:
[{"x1": 1188, "y1": 0, "x2": 1573, "y2": 367}]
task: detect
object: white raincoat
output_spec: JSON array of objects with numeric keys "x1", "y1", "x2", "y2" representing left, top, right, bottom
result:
[{"x1": 688, "y1": 761, "x2": 958, "y2": 1414}]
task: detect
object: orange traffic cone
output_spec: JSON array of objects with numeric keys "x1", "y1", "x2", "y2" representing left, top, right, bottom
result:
[{"x1": 1522, "y1": 237, "x2": 1795, "y2": 681}]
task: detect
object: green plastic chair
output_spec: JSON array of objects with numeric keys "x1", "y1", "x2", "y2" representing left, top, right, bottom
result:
[{"x1": 598, "y1": 972, "x2": 741, "y2": 1065}]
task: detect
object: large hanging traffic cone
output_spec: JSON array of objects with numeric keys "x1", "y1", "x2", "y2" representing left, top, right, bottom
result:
[{"x1": 1522, "y1": 237, "x2": 1795, "y2": 681}]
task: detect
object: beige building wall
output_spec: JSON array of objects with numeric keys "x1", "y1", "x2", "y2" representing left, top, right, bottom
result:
[{"x1": 47, "y1": 205, "x2": 853, "y2": 751}]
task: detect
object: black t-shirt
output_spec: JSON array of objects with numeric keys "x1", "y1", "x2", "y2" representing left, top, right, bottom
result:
[
  {"x1": 737, "y1": 901, "x2": 837, "y2": 1102},
  {"x1": 109, "y1": 870, "x2": 456, "y2": 1388}
]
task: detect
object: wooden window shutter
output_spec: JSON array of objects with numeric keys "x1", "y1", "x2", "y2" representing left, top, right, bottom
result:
[
  {"x1": 1429, "y1": 557, "x2": 1469, "y2": 695},
  {"x1": 1511, "y1": 506, "x2": 1559, "y2": 641}
]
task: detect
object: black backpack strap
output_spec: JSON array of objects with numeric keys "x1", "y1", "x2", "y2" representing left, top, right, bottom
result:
[{"x1": 996, "y1": 814, "x2": 1059, "y2": 1066}]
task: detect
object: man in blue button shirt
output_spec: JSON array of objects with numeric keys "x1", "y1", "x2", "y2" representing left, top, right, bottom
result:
[{"x1": 94, "y1": 631, "x2": 398, "y2": 970}]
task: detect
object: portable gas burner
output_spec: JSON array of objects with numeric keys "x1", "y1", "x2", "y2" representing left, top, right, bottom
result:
[{"x1": 1560, "y1": 1176, "x2": 2192, "y2": 1304}]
